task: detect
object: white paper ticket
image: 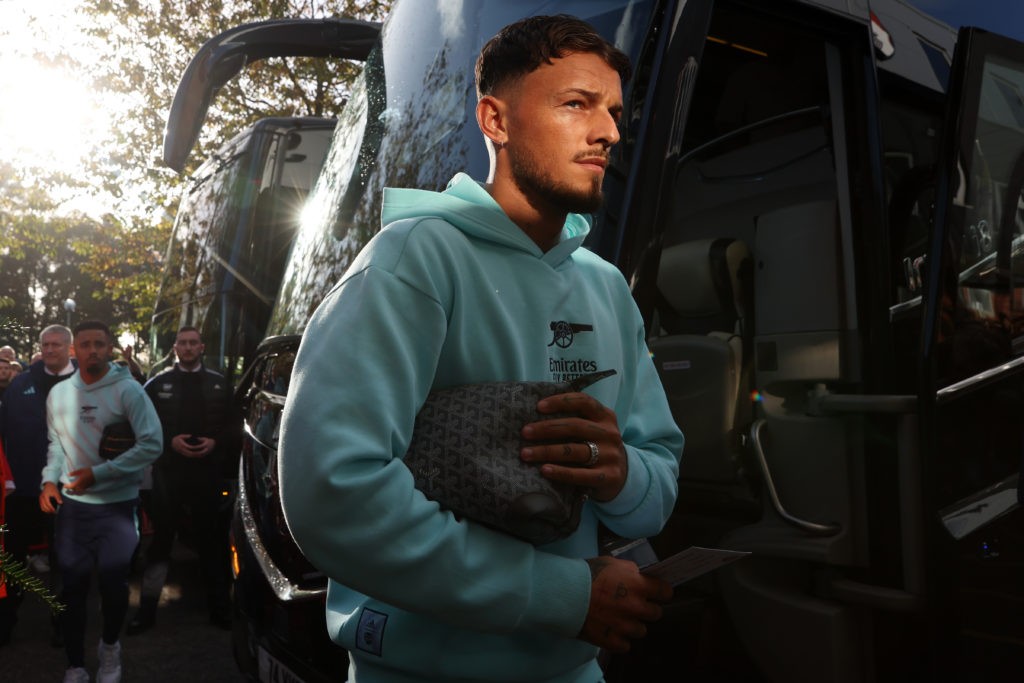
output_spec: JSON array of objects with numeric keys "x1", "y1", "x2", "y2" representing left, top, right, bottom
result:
[{"x1": 640, "y1": 546, "x2": 750, "y2": 586}]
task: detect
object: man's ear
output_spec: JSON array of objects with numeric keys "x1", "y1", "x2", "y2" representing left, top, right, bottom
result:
[{"x1": 476, "y1": 95, "x2": 508, "y2": 149}]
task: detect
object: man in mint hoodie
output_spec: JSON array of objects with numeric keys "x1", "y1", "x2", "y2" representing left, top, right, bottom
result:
[
  {"x1": 39, "y1": 320, "x2": 162, "y2": 683},
  {"x1": 280, "y1": 14, "x2": 684, "y2": 683}
]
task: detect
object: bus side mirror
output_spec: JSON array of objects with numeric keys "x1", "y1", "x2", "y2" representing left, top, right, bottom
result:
[{"x1": 163, "y1": 17, "x2": 380, "y2": 173}]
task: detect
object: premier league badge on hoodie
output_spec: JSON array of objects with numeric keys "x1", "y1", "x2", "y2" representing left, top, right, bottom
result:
[{"x1": 356, "y1": 608, "x2": 387, "y2": 656}]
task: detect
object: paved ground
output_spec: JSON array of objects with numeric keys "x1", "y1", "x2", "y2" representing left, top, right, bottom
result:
[{"x1": 0, "y1": 538, "x2": 246, "y2": 683}]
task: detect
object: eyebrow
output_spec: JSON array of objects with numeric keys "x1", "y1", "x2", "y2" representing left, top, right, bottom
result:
[{"x1": 557, "y1": 87, "x2": 624, "y2": 119}]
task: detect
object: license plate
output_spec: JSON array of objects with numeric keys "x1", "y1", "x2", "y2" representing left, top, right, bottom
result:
[{"x1": 258, "y1": 646, "x2": 306, "y2": 683}]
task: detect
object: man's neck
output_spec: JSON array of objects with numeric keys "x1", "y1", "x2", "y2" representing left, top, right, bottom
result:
[
  {"x1": 44, "y1": 361, "x2": 73, "y2": 376},
  {"x1": 485, "y1": 180, "x2": 566, "y2": 252},
  {"x1": 177, "y1": 361, "x2": 201, "y2": 372},
  {"x1": 80, "y1": 366, "x2": 109, "y2": 385}
]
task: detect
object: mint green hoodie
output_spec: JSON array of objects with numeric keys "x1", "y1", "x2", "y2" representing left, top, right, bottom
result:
[
  {"x1": 279, "y1": 174, "x2": 683, "y2": 682},
  {"x1": 43, "y1": 362, "x2": 162, "y2": 504}
]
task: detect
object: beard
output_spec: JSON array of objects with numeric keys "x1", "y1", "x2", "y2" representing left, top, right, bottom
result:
[
  {"x1": 507, "y1": 143, "x2": 605, "y2": 214},
  {"x1": 85, "y1": 359, "x2": 106, "y2": 375}
]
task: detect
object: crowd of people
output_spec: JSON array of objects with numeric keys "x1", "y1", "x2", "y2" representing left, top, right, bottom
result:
[
  {"x1": 0, "y1": 345, "x2": 29, "y2": 398},
  {"x1": 0, "y1": 322, "x2": 237, "y2": 683}
]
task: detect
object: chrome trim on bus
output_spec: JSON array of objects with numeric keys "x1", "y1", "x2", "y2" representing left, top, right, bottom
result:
[
  {"x1": 939, "y1": 474, "x2": 1020, "y2": 540},
  {"x1": 257, "y1": 389, "x2": 287, "y2": 408},
  {"x1": 936, "y1": 355, "x2": 1024, "y2": 404},
  {"x1": 888, "y1": 296, "x2": 921, "y2": 320},
  {"x1": 236, "y1": 463, "x2": 324, "y2": 602}
]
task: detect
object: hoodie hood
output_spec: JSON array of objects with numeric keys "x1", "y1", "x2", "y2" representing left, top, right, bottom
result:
[{"x1": 381, "y1": 173, "x2": 591, "y2": 264}]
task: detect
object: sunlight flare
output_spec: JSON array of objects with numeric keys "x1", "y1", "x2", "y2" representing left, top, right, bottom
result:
[{"x1": 0, "y1": 55, "x2": 106, "y2": 175}]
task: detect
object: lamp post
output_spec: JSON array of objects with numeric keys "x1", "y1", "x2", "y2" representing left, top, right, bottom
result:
[{"x1": 63, "y1": 298, "x2": 76, "y2": 327}]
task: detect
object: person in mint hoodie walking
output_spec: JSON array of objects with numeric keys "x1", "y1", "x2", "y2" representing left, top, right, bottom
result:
[{"x1": 39, "y1": 320, "x2": 162, "y2": 683}]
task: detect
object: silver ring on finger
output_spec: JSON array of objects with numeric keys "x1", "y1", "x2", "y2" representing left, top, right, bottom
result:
[{"x1": 584, "y1": 440, "x2": 600, "y2": 467}]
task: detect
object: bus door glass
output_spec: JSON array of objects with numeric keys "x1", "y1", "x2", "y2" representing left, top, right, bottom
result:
[
  {"x1": 925, "y1": 28, "x2": 1024, "y2": 534},
  {"x1": 922, "y1": 26, "x2": 1024, "y2": 668},
  {"x1": 215, "y1": 122, "x2": 335, "y2": 379},
  {"x1": 250, "y1": 124, "x2": 334, "y2": 296}
]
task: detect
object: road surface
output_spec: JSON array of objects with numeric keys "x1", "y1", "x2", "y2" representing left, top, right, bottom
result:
[{"x1": 0, "y1": 536, "x2": 246, "y2": 682}]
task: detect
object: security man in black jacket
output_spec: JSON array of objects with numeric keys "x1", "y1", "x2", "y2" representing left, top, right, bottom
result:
[{"x1": 129, "y1": 326, "x2": 239, "y2": 633}]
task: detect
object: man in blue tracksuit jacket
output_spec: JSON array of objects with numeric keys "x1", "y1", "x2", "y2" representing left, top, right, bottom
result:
[
  {"x1": 279, "y1": 15, "x2": 684, "y2": 683},
  {"x1": 0, "y1": 324, "x2": 76, "y2": 647}
]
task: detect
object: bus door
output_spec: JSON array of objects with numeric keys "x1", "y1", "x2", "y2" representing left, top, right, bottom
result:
[
  {"x1": 610, "y1": 1, "x2": 938, "y2": 681},
  {"x1": 919, "y1": 26, "x2": 1024, "y2": 674}
]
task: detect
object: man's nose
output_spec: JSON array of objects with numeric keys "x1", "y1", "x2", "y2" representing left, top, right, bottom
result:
[{"x1": 591, "y1": 109, "x2": 620, "y2": 148}]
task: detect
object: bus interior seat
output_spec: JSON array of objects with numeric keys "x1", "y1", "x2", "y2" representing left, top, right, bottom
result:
[{"x1": 648, "y1": 237, "x2": 754, "y2": 486}]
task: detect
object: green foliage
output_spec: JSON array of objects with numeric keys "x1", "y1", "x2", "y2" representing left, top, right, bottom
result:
[
  {"x1": 0, "y1": 526, "x2": 65, "y2": 614},
  {"x1": 0, "y1": 1, "x2": 392, "y2": 356},
  {"x1": 0, "y1": 161, "x2": 163, "y2": 352}
]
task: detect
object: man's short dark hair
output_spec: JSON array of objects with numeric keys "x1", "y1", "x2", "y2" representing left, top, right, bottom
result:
[
  {"x1": 73, "y1": 320, "x2": 112, "y2": 339},
  {"x1": 475, "y1": 14, "x2": 631, "y2": 98},
  {"x1": 177, "y1": 325, "x2": 201, "y2": 337}
]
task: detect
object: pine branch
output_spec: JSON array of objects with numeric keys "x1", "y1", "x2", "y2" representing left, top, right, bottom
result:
[{"x1": 0, "y1": 526, "x2": 65, "y2": 614}]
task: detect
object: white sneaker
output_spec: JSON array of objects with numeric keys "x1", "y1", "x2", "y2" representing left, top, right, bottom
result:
[
  {"x1": 29, "y1": 553, "x2": 50, "y2": 573},
  {"x1": 96, "y1": 640, "x2": 122, "y2": 683},
  {"x1": 62, "y1": 667, "x2": 90, "y2": 683}
]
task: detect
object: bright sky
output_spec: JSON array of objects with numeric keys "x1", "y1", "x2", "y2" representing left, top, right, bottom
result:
[
  {"x1": 0, "y1": 1, "x2": 111, "y2": 182},
  {"x1": 906, "y1": 0, "x2": 1024, "y2": 42}
]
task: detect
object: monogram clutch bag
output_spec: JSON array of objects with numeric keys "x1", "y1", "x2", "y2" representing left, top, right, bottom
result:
[{"x1": 401, "y1": 369, "x2": 616, "y2": 545}]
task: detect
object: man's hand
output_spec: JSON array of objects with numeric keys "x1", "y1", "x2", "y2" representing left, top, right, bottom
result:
[
  {"x1": 171, "y1": 434, "x2": 216, "y2": 458},
  {"x1": 64, "y1": 467, "x2": 96, "y2": 495},
  {"x1": 39, "y1": 482, "x2": 63, "y2": 513},
  {"x1": 520, "y1": 391, "x2": 627, "y2": 501},
  {"x1": 579, "y1": 556, "x2": 672, "y2": 652}
]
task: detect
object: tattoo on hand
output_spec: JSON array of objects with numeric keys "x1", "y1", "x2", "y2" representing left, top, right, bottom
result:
[
  {"x1": 563, "y1": 444, "x2": 572, "y2": 457},
  {"x1": 615, "y1": 583, "x2": 628, "y2": 600}
]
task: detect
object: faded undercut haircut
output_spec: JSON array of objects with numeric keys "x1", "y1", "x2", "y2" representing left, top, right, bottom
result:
[
  {"x1": 73, "y1": 320, "x2": 112, "y2": 339},
  {"x1": 475, "y1": 14, "x2": 632, "y2": 99}
]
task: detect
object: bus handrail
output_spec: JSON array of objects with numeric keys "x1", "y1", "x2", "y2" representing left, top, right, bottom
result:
[{"x1": 750, "y1": 419, "x2": 842, "y2": 536}]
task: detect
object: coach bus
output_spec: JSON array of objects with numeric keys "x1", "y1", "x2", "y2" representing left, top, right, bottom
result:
[
  {"x1": 164, "y1": 2, "x2": 1024, "y2": 680},
  {"x1": 149, "y1": 116, "x2": 336, "y2": 381}
]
